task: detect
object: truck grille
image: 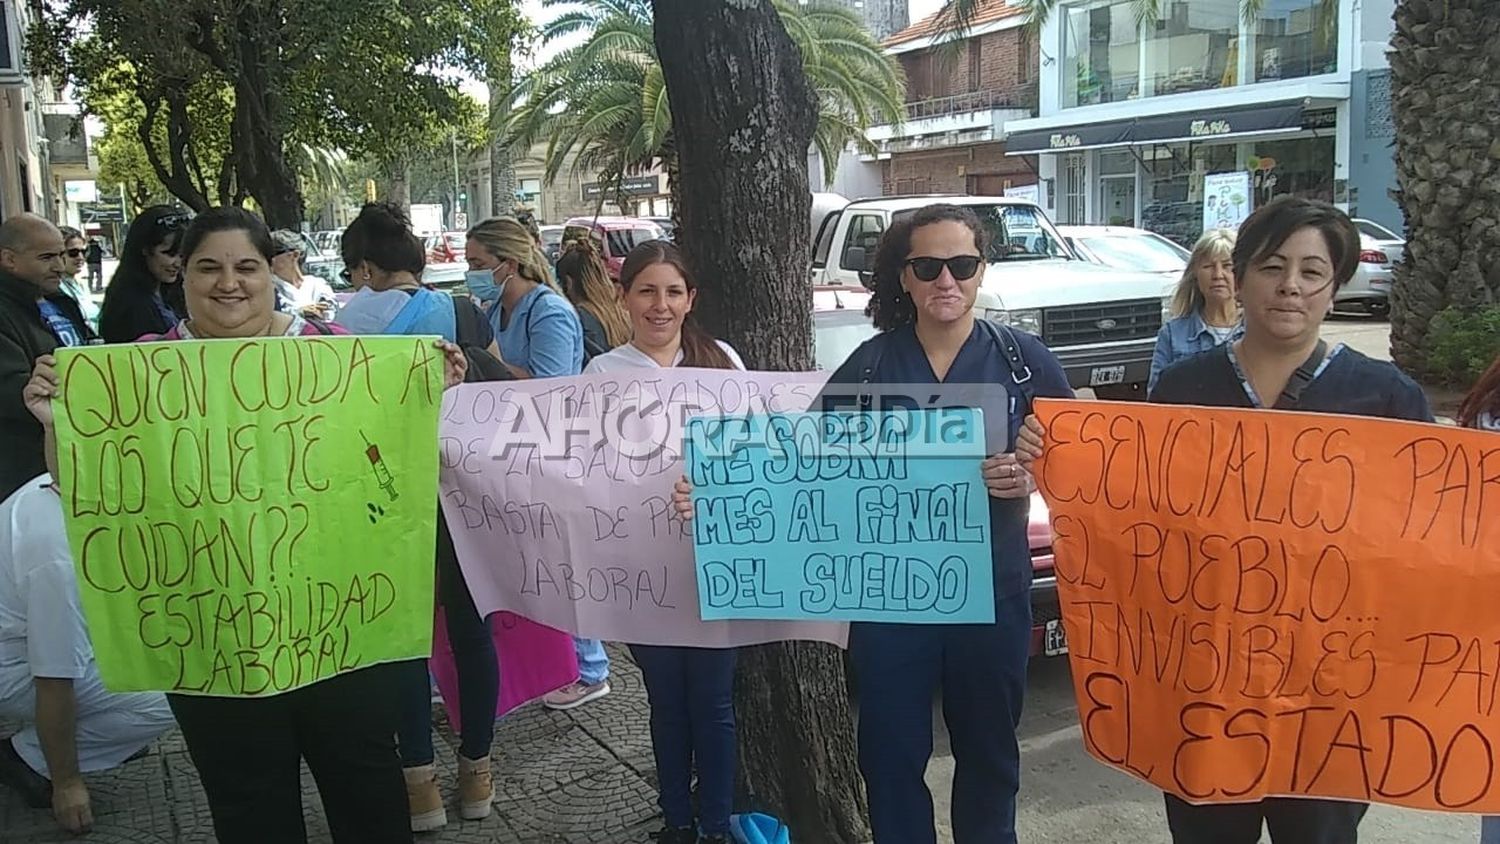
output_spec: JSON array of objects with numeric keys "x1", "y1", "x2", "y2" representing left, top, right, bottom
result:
[{"x1": 1043, "y1": 299, "x2": 1161, "y2": 346}]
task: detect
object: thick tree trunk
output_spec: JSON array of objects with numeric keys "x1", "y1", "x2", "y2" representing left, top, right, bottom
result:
[
  {"x1": 489, "y1": 68, "x2": 518, "y2": 221},
  {"x1": 1389, "y1": 0, "x2": 1500, "y2": 374},
  {"x1": 227, "y1": 4, "x2": 302, "y2": 228},
  {"x1": 652, "y1": 3, "x2": 869, "y2": 842},
  {"x1": 383, "y1": 159, "x2": 412, "y2": 210}
]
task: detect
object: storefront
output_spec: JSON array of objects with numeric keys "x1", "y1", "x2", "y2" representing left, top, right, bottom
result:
[
  {"x1": 996, "y1": 0, "x2": 1401, "y2": 246},
  {"x1": 1009, "y1": 99, "x2": 1343, "y2": 247}
]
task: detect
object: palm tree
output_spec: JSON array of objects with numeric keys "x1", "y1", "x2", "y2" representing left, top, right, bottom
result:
[{"x1": 504, "y1": 0, "x2": 904, "y2": 202}]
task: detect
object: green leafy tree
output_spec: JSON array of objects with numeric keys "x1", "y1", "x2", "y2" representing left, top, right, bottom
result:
[
  {"x1": 505, "y1": 0, "x2": 904, "y2": 203},
  {"x1": 30, "y1": 0, "x2": 524, "y2": 228}
]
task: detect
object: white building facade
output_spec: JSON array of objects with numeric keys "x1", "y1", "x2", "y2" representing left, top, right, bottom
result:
[{"x1": 1007, "y1": 0, "x2": 1398, "y2": 247}]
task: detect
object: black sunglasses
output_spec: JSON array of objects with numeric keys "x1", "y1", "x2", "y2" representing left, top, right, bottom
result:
[
  {"x1": 64, "y1": 248, "x2": 87, "y2": 259},
  {"x1": 905, "y1": 255, "x2": 982, "y2": 282},
  {"x1": 154, "y1": 213, "x2": 190, "y2": 230}
]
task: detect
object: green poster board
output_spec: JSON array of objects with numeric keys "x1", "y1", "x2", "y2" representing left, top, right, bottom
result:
[{"x1": 51, "y1": 335, "x2": 444, "y2": 696}]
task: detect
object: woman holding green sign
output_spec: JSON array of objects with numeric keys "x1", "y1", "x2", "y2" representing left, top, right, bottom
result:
[
  {"x1": 591, "y1": 239, "x2": 744, "y2": 844},
  {"x1": 674, "y1": 204, "x2": 1073, "y2": 844},
  {"x1": 27, "y1": 206, "x2": 467, "y2": 844}
]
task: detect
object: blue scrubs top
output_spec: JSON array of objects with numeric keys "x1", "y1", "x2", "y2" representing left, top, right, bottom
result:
[
  {"x1": 824, "y1": 322, "x2": 1072, "y2": 599},
  {"x1": 488, "y1": 285, "x2": 584, "y2": 377}
]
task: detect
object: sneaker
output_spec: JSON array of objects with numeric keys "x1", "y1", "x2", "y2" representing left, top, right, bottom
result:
[
  {"x1": 0, "y1": 738, "x2": 50, "y2": 809},
  {"x1": 402, "y1": 764, "x2": 447, "y2": 832},
  {"x1": 542, "y1": 679, "x2": 611, "y2": 711},
  {"x1": 653, "y1": 827, "x2": 696, "y2": 844},
  {"x1": 457, "y1": 755, "x2": 492, "y2": 820}
]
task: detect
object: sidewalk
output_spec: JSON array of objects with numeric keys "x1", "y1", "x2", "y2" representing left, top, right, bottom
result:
[{"x1": 1, "y1": 645, "x2": 663, "y2": 843}]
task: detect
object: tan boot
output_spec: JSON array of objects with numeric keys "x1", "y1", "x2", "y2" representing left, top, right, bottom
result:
[
  {"x1": 457, "y1": 755, "x2": 493, "y2": 820},
  {"x1": 403, "y1": 764, "x2": 447, "y2": 832}
]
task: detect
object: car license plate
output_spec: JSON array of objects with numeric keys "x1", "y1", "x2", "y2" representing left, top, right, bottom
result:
[
  {"x1": 1089, "y1": 365, "x2": 1126, "y2": 387},
  {"x1": 1044, "y1": 619, "x2": 1069, "y2": 656}
]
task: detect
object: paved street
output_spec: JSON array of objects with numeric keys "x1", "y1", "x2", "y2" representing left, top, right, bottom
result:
[{"x1": 6, "y1": 316, "x2": 1477, "y2": 843}]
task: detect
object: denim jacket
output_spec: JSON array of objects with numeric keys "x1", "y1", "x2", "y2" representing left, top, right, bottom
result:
[{"x1": 1148, "y1": 311, "x2": 1243, "y2": 396}]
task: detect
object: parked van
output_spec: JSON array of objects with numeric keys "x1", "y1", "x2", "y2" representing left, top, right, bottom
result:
[{"x1": 809, "y1": 194, "x2": 1174, "y2": 397}]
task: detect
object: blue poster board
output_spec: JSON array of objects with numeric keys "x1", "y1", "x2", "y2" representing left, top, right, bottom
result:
[{"x1": 684, "y1": 409, "x2": 995, "y2": 624}]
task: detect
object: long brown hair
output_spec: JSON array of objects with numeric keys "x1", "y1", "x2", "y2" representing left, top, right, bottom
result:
[
  {"x1": 557, "y1": 239, "x2": 631, "y2": 347},
  {"x1": 1459, "y1": 354, "x2": 1500, "y2": 428},
  {"x1": 466, "y1": 216, "x2": 558, "y2": 291},
  {"x1": 618, "y1": 240, "x2": 735, "y2": 369}
]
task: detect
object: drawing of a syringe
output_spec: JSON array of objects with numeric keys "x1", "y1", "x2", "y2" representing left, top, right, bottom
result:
[{"x1": 362, "y1": 431, "x2": 399, "y2": 501}]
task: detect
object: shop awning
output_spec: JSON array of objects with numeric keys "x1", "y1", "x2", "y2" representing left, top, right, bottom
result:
[
  {"x1": 1006, "y1": 118, "x2": 1136, "y2": 154},
  {"x1": 1006, "y1": 99, "x2": 1311, "y2": 155},
  {"x1": 1130, "y1": 101, "x2": 1307, "y2": 145}
]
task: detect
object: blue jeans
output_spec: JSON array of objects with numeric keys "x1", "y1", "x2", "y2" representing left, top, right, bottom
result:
[
  {"x1": 629, "y1": 644, "x2": 737, "y2": 835},
  {"x1": 397, "y1": 518, "x2": 499, "y2": 765},
  {"x1": 851, "y1": 588, "x2": 1031, "y2": 844},
  {"x1": 575, "y1": 637, "x2": 610, "y2": 685},
  {"x1": 1483, "y1": 817, "x2": 1500, "y2": 843}
]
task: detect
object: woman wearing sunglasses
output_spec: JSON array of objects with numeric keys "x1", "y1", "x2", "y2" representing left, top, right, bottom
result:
[
  {"x1": 673, "y1": 204, "x2": 1070, "y2": 844},
  {"x1": 56, "y1": 226, "x2": 99, "y2": 332},
  {"x1": 97, "y1": 206, "x2": 188, "y2": 343}
]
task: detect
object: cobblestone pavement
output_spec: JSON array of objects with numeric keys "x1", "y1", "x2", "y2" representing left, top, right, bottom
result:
[{"x1": 1, "y1": 645, "x2": 663, "y2": 843}]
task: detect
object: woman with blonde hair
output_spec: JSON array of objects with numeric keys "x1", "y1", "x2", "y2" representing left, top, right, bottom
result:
[
  {"x1": 1148, "y1": 228, "x2": 1240, "y2": 394},
  {"x1": 464, "y1": 217, "x2": 613, "y2": 707},
  {"x1": 556, "y1": 238, "x2": 631, "y2": 357}
]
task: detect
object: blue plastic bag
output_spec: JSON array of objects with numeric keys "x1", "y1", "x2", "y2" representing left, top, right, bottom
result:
[{"x1": 730, "y1": 813, "x2": 790, "y2": 844}]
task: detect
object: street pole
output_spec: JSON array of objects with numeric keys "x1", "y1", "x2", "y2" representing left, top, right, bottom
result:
[{"x1": 451, "y1": 130, "x2": 461, "y2": 229}]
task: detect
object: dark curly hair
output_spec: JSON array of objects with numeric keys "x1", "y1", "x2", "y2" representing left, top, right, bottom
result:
[{"x1": 867, "y1": 204, "x2": 990, "y2": 332}]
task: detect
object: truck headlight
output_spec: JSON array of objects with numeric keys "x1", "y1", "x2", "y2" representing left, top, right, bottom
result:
[
  {"x1": 1161, "y1": 295, "x2": 1173, "y2": 323},
  {"x1": 986, "y1": 308, "x2": 1043, "y2": 335}
]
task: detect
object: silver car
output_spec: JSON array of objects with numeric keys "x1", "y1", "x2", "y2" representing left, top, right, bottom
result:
[
  {"x1": 1336, "y1": 229, "x2": 1399, "y2": 318},
  {"x1": 1056, "y1": 225, "x2": 1190, "y2": 284}
]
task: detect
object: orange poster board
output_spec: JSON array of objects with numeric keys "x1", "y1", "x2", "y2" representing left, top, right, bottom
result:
[{"x1": 1034, "y1": 399, "x2": 1500, "y2": 812}]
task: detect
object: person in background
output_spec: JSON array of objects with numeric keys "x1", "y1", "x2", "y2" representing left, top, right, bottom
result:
[
  {"x1": 556, "y1": 238, "x2": 630, "y2": 358},
  {"x1": 590, "y1": 241, "x2": 742, "y2": 844},
  {"x1": 96, "y1": 205, "x2": 187, "y2": 342},
  {"x1": 84, "y1": 239, "x2": 103, "y2": 293},
  {"x1": 1018, "y1": 197, "x2": 1431, "y2": 844},
  {"x1": 0, "y1": 462, "x2": 175, "y2": 834},
  {"x1": 0, "y1": 213, "x2": 93, "y2": 501},
  {"x1": 339, "y1": 202, "x2": 502, "y2": 832},
  {"x1": 463, "y1": 218, "x2": 612, "y2": 708},
  {"x1": 677, "y1": 205, "x2": 1072, "y2": 844},
  {"x1": 1149, "y1": 228, "x2": 1239, "y2": 394},
  {"x1": 269, "y1": 230, "x2": 336, "y2": 320},
  {"x1": 29, "y1": 206, "x2": 466, "y2": 844},
  {"x1": 56, "y1": 227, "x2": 100, "y2": 332}
]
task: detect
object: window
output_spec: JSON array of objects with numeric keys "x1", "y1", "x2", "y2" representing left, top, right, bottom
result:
[
  {"x1": 1018, "y1": 30, "x2": 1034, "y2": 83},
  {"x1": 1356, "y1": 219, "x2": 1400, "y2": 242},
  {"x1": 894, "y1": 204, "x2": 1067, "y2": 261},
  {"x1": 1075, "y1": 233, "x2": 1191, "y2": 273},
  {"x1": 811, "y1": 210, "x2": 842, "y2": 268},
  {"x1": 1142, "y1": 1, "x2": 1240, "y2": 96},
  {"x1": 1062, "y1": 154, "x2": 1087, "y2": 224},
  {"x1": 840, "y1": 214, "x2": 885, "y2": 270},
  {"x1": 1064, "y1": 2, "x2": 1142, "y2": 107},
  {"x1": 605, "y1": 227, "x2": 658, "y2": 257},
  {"x1": 1254, "y1": 0, "x2": 1338, "y2": 81},
  {"x1": 968, "y1": 39, "x2": 983, "y2": 90}
]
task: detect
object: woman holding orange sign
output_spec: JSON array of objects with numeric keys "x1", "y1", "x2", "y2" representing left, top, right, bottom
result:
[{"x1": 1017, "y1": 196, "x2": 1432, "y2": 844}]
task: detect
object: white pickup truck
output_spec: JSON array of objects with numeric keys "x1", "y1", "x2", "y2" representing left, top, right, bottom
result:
[{"x1": 809, "y1": 195, "x2": 1173, "y2": 397}]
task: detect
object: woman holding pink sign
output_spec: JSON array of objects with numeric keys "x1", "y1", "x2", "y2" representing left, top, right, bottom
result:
[{"x1": 589, "y1": 239, "x2": 744, "y2": 844}]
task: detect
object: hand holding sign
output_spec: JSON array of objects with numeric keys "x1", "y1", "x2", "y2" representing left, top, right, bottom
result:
[
  {"x1": 25, "y1": 354, "x2": 60, "y2": 427},
  {"x1": 1035, "y1": 399, "x2": 1500, "y2": 814},
  {"x1": 52, "y1": 336, "x2": 445, "y2": 697},
  {"x1": 685, "y1": 408, "x2": 995, "y2": 625}
]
